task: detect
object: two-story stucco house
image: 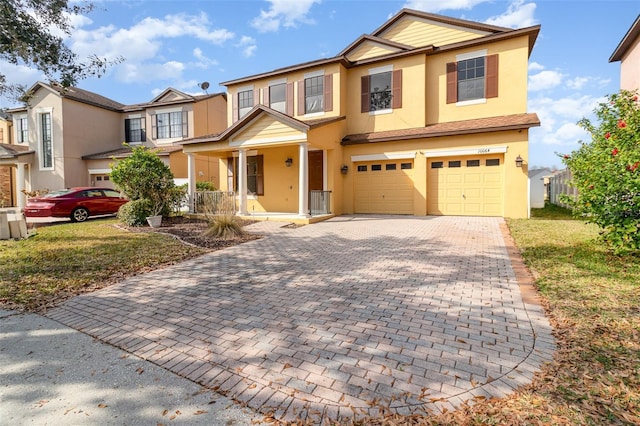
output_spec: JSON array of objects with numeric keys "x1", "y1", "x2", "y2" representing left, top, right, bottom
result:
[
  {"x1": 3, "y1": 82, "x2": 226, "y2": 210},
  {"x1": 182, "y1": 9, "x2": 540, "y2": 221},
  {"x1": 610, "y1": 14, "x2": 640, "y2": 91}
]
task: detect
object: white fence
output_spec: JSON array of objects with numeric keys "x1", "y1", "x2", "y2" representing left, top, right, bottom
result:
[{"x1": 548, "y1": 169, "x2": 577, "y2": 209}]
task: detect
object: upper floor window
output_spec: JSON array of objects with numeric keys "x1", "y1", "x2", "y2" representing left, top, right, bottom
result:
[
  {"x1": 269, "y1": 83, "x2": 286, "y2": 114},
  {"x1": 361, "y1": 67, "x2": 402, "y2": 113},
  {"x1": 447, "y1": 53, "x2": 498, "y2": 104},
  {"x1": 458, "y1": 57, "x2": 485, "y2": 101},
  {"x1": 152, "y1": 110, "x2": 188, "y2": 140},
  {"x1": 297, "y1": 73, "x2": 333, "y2": 116},
  {"x1": 238, "y1": 89, "x2": 254, "y2": 118},
  {"x1": 40, "y1": 112, "x2": 53, "y2": 169},
  {"x1": 15, "y1": 115, "x2": 28, "y2": 143},
  {"x1": 305, "y1": 76, "x2": 324, "y2": 114},
  {"x1": 125, "y1": 117, "x2": 146, "y2": 143}
]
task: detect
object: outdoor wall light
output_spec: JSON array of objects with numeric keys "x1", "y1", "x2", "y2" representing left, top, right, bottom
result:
[
  {"x1": 285, "y1": 157, "x2": 293, "y2": 167},
  {"x1": 515, "y1": 155, "x2": 524, "y2": 168},
  {"x1": 341, "y1": 165, "x2": 349, "y2": 174}
]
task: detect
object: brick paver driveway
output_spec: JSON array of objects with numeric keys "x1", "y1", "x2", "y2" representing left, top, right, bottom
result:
[{"x1": 47, "y1": 216, "x2": 555, "y2": 423}]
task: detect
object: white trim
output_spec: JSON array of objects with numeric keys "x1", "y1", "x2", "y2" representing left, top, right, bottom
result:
[
  {"x1": 269, "y1": 77, "x2": 287, "y2": 86},
  {"x1": 304, "y1": 70, "x2": 324, "y2": 79},
  {"x1": 456, "y1": 49, "x2": 487, "y2": 61},
  {"x1": 422, "y1": 146, "x2": 507, "y2": 158},
  {"x1": 351, "y1": 151, "x2": 417, "y2": 162},
  {"x1": 369, "y1": 64, "x2": 393, "y2": 75},
  {"x1": 231, "y1": 150, "x2": 258, "y2": 157},
  {"x1": 230, "y1": 134, "x2": 306, "y2": 147},
  {"x1": 303, "y1": 111, "x2": 325, "y2": 119},
  {"x1": 89, "y1": 168, "x2": 112, "y2": 174},
  {"x1": 369, "y1": 108, "x2": 393, "y2": 116},
  {"x1": 152, "y1": 106, "x2": 183, "y2": 114},
  {"x1": 456, "y1": 98, "x2": 487, "y2": 107},
  {"x1": 37, "y1": 108, "x2": 54, "y2": 171},
  {"x1": 13, "y1": 113, "x2": 28, "y2": 144},
  {"x1": 127, "y1": 113, "x2": 142, "y2": 119},
  {"x1": 237, "y1": 84, "x2": 254, "y2": 92}
]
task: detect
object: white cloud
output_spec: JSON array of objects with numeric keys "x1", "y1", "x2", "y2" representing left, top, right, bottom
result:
[
  {"x1": 237, "y1": 36, "x2": 258, "y2": 58},
  {"x1": 402, "y1": 0, "x2": 488, "y2": 13},
  {"x1": 529, "y1": 61, "x2": 544, "y2": 71},
  {"x1": 192, "y1": 48, "x2": 219, "y2": 69},
  {"x1": 566, "y1": 76, "x2": 611, "y2": 90},
  {"x1": 66, "y1": 12, "x2": 234, "y2": 84},
  {"x1": 251, "y1": 0, "x2": 321, "y2": 33},
  {"x1": 117, "y1": 61, "x2": 185, "y2": 84},
  {"x1": 485, "y1": 0, "x2": 537, "y2": 28},
  {"x1": 529, "y1": 70, "x2": 564, "y2": 91},
  {"x1": 529, "y1": 94, "x2": 604, "y2": 146}
]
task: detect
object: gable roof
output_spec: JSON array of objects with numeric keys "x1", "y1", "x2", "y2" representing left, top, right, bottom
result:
[
  {"x1": 221, "y1": 8, "x2": 540, "y2": 87},
  {"x1": 27, "y1": 81, "x2": 125, "y2": 111},
  {"x1": 372, "y1": 8, "x2": 512, "y2": 37},
  {"x1": 610, "y1": 14, "x2": 640, "y2": 62}
]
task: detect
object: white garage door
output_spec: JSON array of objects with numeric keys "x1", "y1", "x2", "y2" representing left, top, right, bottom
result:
[
  {"x1": 427, "y1": 156, "x2": 503, "y2": 216},
  {"x1": 354, "y1": 160, "x2": 414, "y2": 214}
]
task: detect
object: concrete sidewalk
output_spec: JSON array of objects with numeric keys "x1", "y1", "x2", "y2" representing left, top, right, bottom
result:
[{"x1": 0, "y1": 309, "x2": 263, "y2": 425}]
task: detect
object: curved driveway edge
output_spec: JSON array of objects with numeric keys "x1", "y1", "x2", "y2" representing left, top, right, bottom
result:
[{"x1": 46, "y1": 215, "x2": 555, "y2": 423}]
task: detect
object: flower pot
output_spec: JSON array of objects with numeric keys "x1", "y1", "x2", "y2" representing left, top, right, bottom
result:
[{"x1": 146, "y1": 215, "x2": 162, "y2": 228}]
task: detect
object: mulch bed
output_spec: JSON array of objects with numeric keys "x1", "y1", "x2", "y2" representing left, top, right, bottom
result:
[{"x1": 124, "y1": 216, "x2": 260, "y2": 249}]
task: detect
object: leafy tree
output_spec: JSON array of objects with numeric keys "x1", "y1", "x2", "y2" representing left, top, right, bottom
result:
[
  {"x1": 561, "y1": 90, "x2": 640, "y2": 252},
  {"x1": 0, "y1": 0, "x2": 121, "y2": 100},
  {"x1": 110, "y1": 145, "x2": 176, "y2": 217}
]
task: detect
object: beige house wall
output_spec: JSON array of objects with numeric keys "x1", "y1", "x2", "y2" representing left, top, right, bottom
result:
[
  {"x1": 62, "y1": 99, "x2": 122, "y2": 188},
  {"x1": 620, "y1": 35, "x2": 640, "y2": 91},
  {"x1": 194, "y1": 95, "x2": 227, "y2": 137}
]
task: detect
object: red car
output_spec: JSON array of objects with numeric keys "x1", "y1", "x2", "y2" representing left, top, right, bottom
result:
[{"x1": 23, "y1": 187, "x2": 128, "y2": 222}]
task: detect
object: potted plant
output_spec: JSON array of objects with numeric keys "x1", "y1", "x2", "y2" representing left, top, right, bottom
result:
[{"x1": 145, "y1": 196, "x2": 164, "y2": 228}]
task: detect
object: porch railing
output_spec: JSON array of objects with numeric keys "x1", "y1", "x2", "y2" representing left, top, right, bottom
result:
[
  {"x1": 192, "y1": 191, "x2": 236, "y2": 215},
  {"x1": 310, "y1": 190, "x2": 332, "y2": 216}
]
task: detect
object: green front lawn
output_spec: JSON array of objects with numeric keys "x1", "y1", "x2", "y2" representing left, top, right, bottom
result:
[{"x1": 0, "y1": 219, "x2": 206, "y2": 311}]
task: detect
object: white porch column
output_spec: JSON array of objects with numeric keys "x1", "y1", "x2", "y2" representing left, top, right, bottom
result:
[
  {"x1": 298, "y1": 143, "x2": 309, "y2": 217},
  {"x1": 16, "y1": 163, "x2": 27, "y2": 211},
  {"x1": 187, "y1": 153, "x2": 196, "y2": 213},
  {"x1": 238, "y1": 149, "x2": 248, "y2": 215}
]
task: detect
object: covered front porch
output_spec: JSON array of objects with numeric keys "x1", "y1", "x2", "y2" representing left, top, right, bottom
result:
[
  {"x1": 180, "y1": 105, "x2": 345, "y2": 223},
  {"x1": 0, "y1": 144, "x2": 34, "y2": 210}
]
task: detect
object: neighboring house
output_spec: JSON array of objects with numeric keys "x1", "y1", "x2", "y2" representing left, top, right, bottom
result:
[
  {"x1": 610, "y1": 14, "x2": 640, "y2": 91},
  {"x1": 5, "y1": 82, "x2": 226, "y2": 209},
  {"x1": 182, "y1": 8, "x2": 540, "y2": 220},
  {"x1": 528, "y1": 167, "x2": 551, "y2": 209}
]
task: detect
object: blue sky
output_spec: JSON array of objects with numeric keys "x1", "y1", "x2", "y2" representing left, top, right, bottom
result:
[{"x1": 1, "y1": 0, "x2": 638, "y2": 168}]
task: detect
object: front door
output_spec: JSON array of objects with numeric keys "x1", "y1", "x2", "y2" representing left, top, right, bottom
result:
[{"x1": 308, "y1": 150, "x2": 323, "y2": 191}]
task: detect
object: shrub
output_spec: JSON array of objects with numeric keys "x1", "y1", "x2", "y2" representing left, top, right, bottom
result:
[
  {"x1": 196, "y1": 181, "x2": 217, "y2": 191},
  {"x1": 561, "y1": 89, "x2": 640, "y2": 252},
  {"x1": 110, "y1": 145, "x2": 176, "y2": 217},
  {"x1": 117, "y1": 199, "x2": 152, "y2": 226},
  {"x1": 202, "y1": 214, "x2": 245, "y2": 239}
]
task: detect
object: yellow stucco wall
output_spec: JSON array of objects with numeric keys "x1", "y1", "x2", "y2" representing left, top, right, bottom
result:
[
  {"x1": 345, "y1": 55, "x2": 426, "y2": 135},
  {"x1": 226, "y1": 62, "x2": 345, "y2": 127},
  {"x1": 170, "y1": 152, "x2": 220, "y2": 188},
  {"x1": 426, "y1": 36, "x2": 530, "y2": 124}
]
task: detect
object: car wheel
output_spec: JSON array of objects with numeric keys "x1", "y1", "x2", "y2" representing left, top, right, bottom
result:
[{"x1": 71, "y1": 207, "x2": 89, "y2": 222}]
